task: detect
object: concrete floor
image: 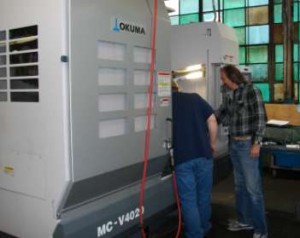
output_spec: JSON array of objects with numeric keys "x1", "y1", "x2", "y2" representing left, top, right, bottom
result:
[{"x1": 149, "y1": 169, "x2": 300, "y2": 238}]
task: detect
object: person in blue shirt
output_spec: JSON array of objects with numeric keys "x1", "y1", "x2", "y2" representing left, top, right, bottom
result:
[{"x1": 172, "y1": 81, "x2": 218, "y2": 238}]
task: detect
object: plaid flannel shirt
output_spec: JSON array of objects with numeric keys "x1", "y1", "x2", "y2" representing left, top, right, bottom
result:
[{"x1": 215, "y1": 84, "x2": 267, "y2": 143}]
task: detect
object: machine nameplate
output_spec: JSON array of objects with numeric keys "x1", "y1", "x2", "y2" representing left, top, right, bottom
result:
[{"x1": 97, "y1": 206, "x2": 145, "y2": 237}]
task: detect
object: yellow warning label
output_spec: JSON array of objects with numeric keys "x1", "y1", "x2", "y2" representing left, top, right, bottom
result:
[{"x1": 4, "y1": 166, "x2": 14, "y2": 175}]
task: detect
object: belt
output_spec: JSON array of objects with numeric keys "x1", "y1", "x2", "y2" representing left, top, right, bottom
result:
[{"x1": 232, "y1": 135, "x2": 252, "y2": 141}]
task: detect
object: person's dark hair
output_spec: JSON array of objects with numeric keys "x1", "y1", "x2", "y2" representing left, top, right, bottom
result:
[{"x1": 221, "y1": 65, "x2": 248, "y2": 85}]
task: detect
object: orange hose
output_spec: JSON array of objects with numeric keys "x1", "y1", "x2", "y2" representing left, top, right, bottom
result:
[
  {"x1": 139, "y1": 0, "x2": 158, "y2": 237},
  {"x1": 139, "y1": 1, "x2": 182, "y2": 237},
  {"x1": 172, "y1": 171, "x2": 182, "y2": 238}
]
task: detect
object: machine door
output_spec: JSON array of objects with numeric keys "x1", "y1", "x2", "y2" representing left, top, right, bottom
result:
[{"x1": 68, "y1": 0, "x2": 171, "y2": 183}]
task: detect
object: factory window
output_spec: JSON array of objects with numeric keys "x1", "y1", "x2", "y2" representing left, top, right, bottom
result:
[
  {"x1": 224, "y1": 0, "x2": 245, "y2": 9},
  {"x1": 9, "y1": 25, "x2": 39, "y2": 102},
  {"x1": 179, "y1": 14, "x2": 199, "y2": 24},
  {"x1": 275, "y1": 63, "x2": 283, "y2": 81},
  {"x1": 248, "y1": 45, "x2": 268, "y2": 63},
  {"x1": 239, "y1": 47, "x2": 246, "y2": 64},
  {"x1": 235, "y1": 27, "x2": 246, "y2": 44},
  {"x1": 166, "y1": 0, "x2": 300, "y2": 102},
  {"x1": 224, "y1": 8, "x2": 245, "y2": 27},
  {"x1": 202, "y1": 0, "x2": 222, "y2": 22},
  {"x1": 294, "y1": 2, "x2": 300, "y2": 22},
  {"x1": 248, "y1": 0, "x2": 269, "y2": 7},
  {"x1": 250, "y1": 64, "x2": 268, "y2": 81},
  {"x1": 254, "y1": 83, "x2": 270, "y2": 102},
  {"x1": 274, "y1": 4, "x2": 282, "y2": 23},
  {"x1": 247, "y1": 25, "x2": 269, "y2": 44},
  {"x1": 180, "y1": 0, "x2": 198, "y2": 14},
  {"x1": 247, "y1": 6, "x2": 268, "y2": 25}
]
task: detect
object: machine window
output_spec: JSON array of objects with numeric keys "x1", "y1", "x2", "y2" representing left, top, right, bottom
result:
[{"x1": 8, "y1": 25, "x2": 39, "y2": 102}]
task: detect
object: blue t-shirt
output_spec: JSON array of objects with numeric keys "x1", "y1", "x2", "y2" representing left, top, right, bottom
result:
[{"x1": 172, "y1": 92, "x2": 214, "y2": 165}]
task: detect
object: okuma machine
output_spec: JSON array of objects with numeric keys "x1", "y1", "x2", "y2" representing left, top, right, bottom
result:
[
  {"x1": 0, "y1": 0, "x2": 174, "y2": 237},
  {"x1": 171, "y1": 22, "x2": 239, "y2": 160}
]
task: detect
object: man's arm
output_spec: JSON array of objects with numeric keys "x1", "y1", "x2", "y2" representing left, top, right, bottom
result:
[
  {"x1": 249, "y1": 87, "x2": 267, "y2": 158},
  {"x1": 207, "y1": 114, "x2": 218, "y2": 157},
  {"x1": 215, "y1": 101, "x2": 229, "y2": 125}
]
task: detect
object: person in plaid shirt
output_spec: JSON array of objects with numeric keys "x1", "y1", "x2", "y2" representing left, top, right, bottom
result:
[{"x1": 216, "y1": 65, "x2": 268, "y2": 238}]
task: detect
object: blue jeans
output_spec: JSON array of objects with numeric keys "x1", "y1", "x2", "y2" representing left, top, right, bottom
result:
[
  {"x1": 175, "y1": 158, "x2": 213, "y2": 238},
  {"x1": 230, "y1": 139, "x2": 267, "y2": 234}
]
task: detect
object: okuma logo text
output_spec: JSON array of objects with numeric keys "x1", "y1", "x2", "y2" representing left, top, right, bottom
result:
[{"x1": 113, "y1": 18, "x2": 146, "y2": 35}]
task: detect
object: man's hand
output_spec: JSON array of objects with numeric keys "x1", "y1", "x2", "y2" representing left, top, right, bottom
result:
[
  {"x1": 207, "y1": 114, "x2": 218, "y2": 158},
  {"x1": 250, "y1": 144, "x2": 260, "y2": 159},
  {"x1": 211, "y1": 143, "x2": 217, "y2": 158}
]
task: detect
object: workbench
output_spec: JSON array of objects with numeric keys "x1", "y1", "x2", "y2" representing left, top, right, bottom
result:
[{"x1": 261, "y1": 125, "x2": 300, "y2": 177}]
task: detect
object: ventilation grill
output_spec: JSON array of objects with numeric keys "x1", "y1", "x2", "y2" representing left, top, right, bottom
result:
[
  {"x1": 8, "y1": 25, "x2": 39, "y2": 102},
  {"x1": 0, "y1": 30, "x2": 7, "y2": 101}
]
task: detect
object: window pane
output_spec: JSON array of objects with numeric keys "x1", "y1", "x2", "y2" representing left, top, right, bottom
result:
[
  {"x1": 0, "y1": 80, "x2": 7, "y2": 89},
  {"x1": 224, "y1": 9, "x2": 245, "y2": 27},
  {"x1": 247, "y1": 6, "x2": 268, "y2": 25},
  {"x1": 235, "y1": 27, "x2": 246, "y2": 44},
  {"x1": 203, "y1": 0, "x2": 221, "y2": 12},
  {"x1": 294, "y1": 44, "x2": 300, "y2": 61},
  {"x1": 10, "y1": 92, "x2": 39, "y2": 102},
  {"x1": 10, "y1": 79, "x2": 38, "y2": 89},
  {"x1": 224, "y1": 0, "x2": 245, "y2": 9},
  {"x1": 274, "y1": 0, "x2": 282, "y2": 3},
  {"x1": 0, "y1": 55, "x2": 6, "y2": 65},
  {"x1": 10, "y1": 65, "x2": 38, "y2": 77},
  {"x1": 248, "y1": 0, "x2": 269, "y2": 7},
  {"x1": 274, "y1": 4, "x2": 282, "y2": 23},
  {"x1": 203, "y1": 12, "x2": 215, "y2": 22},
  {"x1": 274, "y1": 83, "x2": 284, "y2": 101},
  {"x1": 0, "y1": 68, "x2": 7, "y2": 77},
  {"x1": 253, "y1": 83, "x2": 270, "y2": 102},
  {"x1": 0, "y1": 42, "x2": 5, "y2": 53},
  {"x1": 170, "y1": 16, "x2": 179, "y2": 25},
  {"x1": 203, "y1": 12, "x2": 222, "y2": 22},
  {"x1": 250, "y1": 64, "x2": 268, "y2": 81},
  {"x1": 275, "y1": 63, "x2": 283, "y2": 81},
  {"x1": 247, "y1": 25, "x2": 269, "y2": 44},
  {"x1": 0, "y1": 31, "x2": 6, "y2": 41},
  {"x1": 275, "y1": 44, "x2": 283, "y2": 63},
  {"x1": 295, "y1": 83, "x2": 299, "y2": 102},
  {"x1": 294, "y1": 63, "x2": 299, "y2": 81},
  {"x1": 0, "y1": 92, "x2": 7, "y2": 101},
  {"x1": 249, "y1": 45, "x2": 268, "y2": 63},
  {"x1": 9, "y1": 25, "x2": 38, "y2": 40},
  {"x1": 273, "y1": 24, "x2": 283, "y2": 43},
  {"x1": 293, "y1": 3, "x2": 300, "y2": 22},
  {"x1": 179, "y1": 14, "x2": 199, "y2": 25},
  {"x1": 239, "y1": 47, "x2": 246, "y2": 64},
  {"x1": 180, "y1": 0, "x2": 198, "y2": 14}
]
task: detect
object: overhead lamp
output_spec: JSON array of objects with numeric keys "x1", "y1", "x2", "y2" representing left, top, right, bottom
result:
[
  {"x1": 185, "y1": 64, "x2": 202, "y2": 72},
  {"x1": 185, "y1": 71, "x2": 203, "y2": 80}
]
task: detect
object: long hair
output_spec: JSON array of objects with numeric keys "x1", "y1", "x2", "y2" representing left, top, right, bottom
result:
[{"x1": 221, "y1": 65, "x2": 249, "y2": 85}]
